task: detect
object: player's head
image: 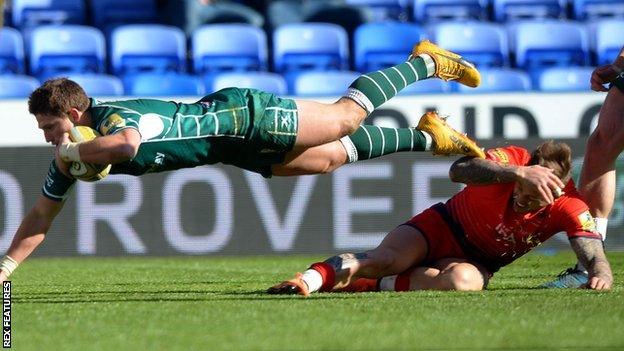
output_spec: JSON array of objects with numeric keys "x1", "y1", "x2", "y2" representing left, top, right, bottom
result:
[
  {"x1": 514, "y1": 141, "x2": 572, "y2": 212},
  {"x1": 28, "y1": 78, "x2": 90, "y2": 145}
]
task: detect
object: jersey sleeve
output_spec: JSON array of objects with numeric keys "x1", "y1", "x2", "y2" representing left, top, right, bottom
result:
[
  {"x1": 552, "y1": 190, "x2": 602, "y2": 240},
  {"x1": 93, "y1": 108, "x2": 140, "y2": 136},
  {"x1": 485, "y1": 146, "x2": 531, "y2": 166},
  {"x1": 41, "y1": 161, "x2": 76, "y2": 202}
]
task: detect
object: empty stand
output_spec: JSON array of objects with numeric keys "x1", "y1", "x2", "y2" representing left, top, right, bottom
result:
[
  {"x1": 457, "y1": 68, "x2": 532, "y2": 93},
  {"x1": 293, "y1": 71, "x2": 360, "y2": 96},
  {"x1": 212, "y1": 72, "x2": 287, "y2": 95},
  {"x1": 126, "y1": 73, "x2": 205, "y2": 96},
  {"x1": 0, "y1": 75, "x2": 39, "y2": 98},
  {"x1": 0, "y1": 27, "x2": 25, "y2": 74},
  {"x1": 29, "y1": 25, "x2": 105, "y2": 79},
  {"x1": 538, "y1": 67, "x2": 594, "y2": 91},
  {"x1": 67, "y1": 73, "x2": 124, "y2": 96},
  {"x1": 493, "y1": 0, "x2": 566, "y2": 22},
  {"x1": 414, "y1": 0, "x2": 488, "y2": 22},
  {"x1": 111, "y1": 25, "x2": 187, "y2": 76},
  {"x1": 13, "y1": 0, "x2": 85, "y2": 28},
  {"x1": 354, "y1": 22, "x2": 423, "y2": 72}
]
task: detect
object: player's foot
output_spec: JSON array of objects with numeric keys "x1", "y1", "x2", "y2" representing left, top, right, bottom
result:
[
  {"x1": 417, "y1": 111, "x2": 485, "y2": 158},
  {"x1": 267, "y1": 273, "x2": 310, "y2": 296},
  {"x1": 410, "y1": 40, "x2": 481, "y2": 87},
  {"x1": 539, "y1": 266, "x2": 588, "y2": 289}
]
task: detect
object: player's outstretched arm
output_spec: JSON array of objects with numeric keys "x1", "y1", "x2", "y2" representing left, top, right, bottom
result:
[
  {"x1": 58, "y1": 128, "x2": 141, "y2": 165},
  {"x1": 570, "y1": 237, "x2": 613, "y2": 290},
  {"x1": 0, "y1": 196, "x2": 65, "y2": 283}
]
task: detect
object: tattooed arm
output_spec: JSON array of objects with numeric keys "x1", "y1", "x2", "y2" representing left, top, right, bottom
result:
[
  {"x1": 449, "y1": 156, "x2": 565, "y2": 204},
  {"x1": 570, "y1": 237, "x2": 613, "y2": 290}
]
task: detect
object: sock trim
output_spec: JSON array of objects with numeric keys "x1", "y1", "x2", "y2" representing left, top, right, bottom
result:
[
  {"x1": 418, "y1": 53, "x2": 435, "y2": 77},
  {"x1": 344, "y1": 87, "x2": 374, "y2": 114},
  {"x1": 362, "y1": 126, "x2": 373, "y2": 159},
  {"x1": 376, "y1": 126, "x2": 385, "y2": 156},
  {"x1": 339, "y1": 135, "x2": 358, "y2": 163},
  {"x1": 394, "y1": 128, "x2": 399, "y2": 152},
  {"x1": 310, "y1": 262, "x2": 336, "y2": 292},
  {"x1": 361, "y1": 75, "x2": 389, "y2": 102},
  {"x1": 409, "y1": 128, "x2": 415, "y2": 150},
  {"x1": 421, "y1": 130, "x2": 433, "y2": 150},
  {"x1": 390, "y1": 66, "x2": 408, "y2": 88}
]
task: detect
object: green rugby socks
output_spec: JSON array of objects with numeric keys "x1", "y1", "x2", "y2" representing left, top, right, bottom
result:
[
  {"x1": 340, "y1": 125, "x2": 430, "y2": 162},
  {"x1": 345, "y1": 56, "x2": 435, "y2": 114}
]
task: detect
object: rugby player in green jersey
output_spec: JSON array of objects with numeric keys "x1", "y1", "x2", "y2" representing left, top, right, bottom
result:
[{"x1": 0, "y1": 40, "x2": 485, "y2": 281}]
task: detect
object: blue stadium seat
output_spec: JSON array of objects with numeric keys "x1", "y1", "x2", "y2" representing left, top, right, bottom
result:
[
  {"x1": 493, "y1": 0, "x2": 566, "y2": 22},
  {"x1": 89, "y1": 0, "x2": 157, "y2": 31},
  {"x1": 212, "y1": 72, "x2": 287, "y2": 95},
  {"x1": 538, "y1": 67, "x2": 594, "y2": 91},
  {"x1": 399, "y1": 78, "x2": 451, "y2": 94},
  {"x1": 592, "y1": 20, "x2": 624, "y2": 65},
  {"x1": 0, "y1": 75, "x2": 39, "y2": 98},
  {"x1": 413, "y1": 0, "x2": 488, "y2": 22},
  {"x1": 511, "y1": 21, "x2": 589, "y2": 73},
  {"x1": 126, "y1": 73, "x2": 205, "y2": 97},
  {"x1": 192, "y1": 24, "x2": 268, "y2": 75},
  {"x1": 431, "y1": 21, "x2": 508, "y2": 68},
  {"x1": 273, "y1": 23, "x2": 349, "y2": 74},
  {"x1": 457, "y1": 68, "x2": 532, "y2": 93},
  {"x1": 67, "y1": 74, "x2": 124, "y2": 96},
  {"x1": 12, "y1": 0, "x2": 85, "y2": 28},
  {"x1": 293, "y1": 71, "x2": 360, "y2": 96},
  {"x1": 574, "y1": 0, "x2": 624, "y2": 20},
  {"x1": 29, "y1": 25, "x2": 105, "y2": 80},
  {"x1": 111, "y1": 25, "x2": 187, "y2": 76},
  {"x1": 354, "y1": 22, "x2": 423, "y2": 72},
  {"x1": 345, "y1": 0, "x2": 409, "y2": 21},
  {"x1": 0, "y1": 27, "x2": 25, "y2": 74}
]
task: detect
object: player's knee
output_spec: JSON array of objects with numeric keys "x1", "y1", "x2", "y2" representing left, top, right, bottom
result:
[
  {"x1": 335, "y1": 99, "x2": 366, "y2": 136},
  {"x1": 446, "y1": 264, "x2": 484, "y2": 291}
]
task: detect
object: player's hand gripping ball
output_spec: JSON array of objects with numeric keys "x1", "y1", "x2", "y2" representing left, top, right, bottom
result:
[{"x1": 68, "y1": 126, "x2": 111, "y2": 182}]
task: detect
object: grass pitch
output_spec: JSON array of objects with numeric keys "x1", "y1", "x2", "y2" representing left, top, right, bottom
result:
[{"x1": 12, "y1": 252, "x2": 624, "y2": 350}]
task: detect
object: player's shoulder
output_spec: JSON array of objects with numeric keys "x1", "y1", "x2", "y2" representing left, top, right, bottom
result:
[{"x1": 485, "y1": 145, "x2": 530, "y2": 165}]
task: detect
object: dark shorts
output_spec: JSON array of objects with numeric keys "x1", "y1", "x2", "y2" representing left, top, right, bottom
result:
[{"x1": 202, "y1": 88, "x2": 298, "y2": 178}]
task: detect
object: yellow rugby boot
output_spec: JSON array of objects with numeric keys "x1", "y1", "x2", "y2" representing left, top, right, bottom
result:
[
  {"x1": 410, "y1": 40, "x2": 481, "y2": 88},
  {"x1": 417, "y1": 111, "x2": 485, "y2": 158}
]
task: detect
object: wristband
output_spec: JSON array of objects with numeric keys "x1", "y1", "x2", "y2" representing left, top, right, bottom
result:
[
  {"x1": 0, "y1": 255, "x2": 18, "y2": 277},
  {"x1": 58, "y1": 142, "x2": 82, "y2": 162}
]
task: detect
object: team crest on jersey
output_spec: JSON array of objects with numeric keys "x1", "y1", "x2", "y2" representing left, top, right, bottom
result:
[
  {"x1": 101, "y1": 113, "x2": 126, "y2": 135},
  {"x1": 577, "y1": 211, "x2": 596, "y2": 232},
  {"x1": 489, "y1": 148, "x2": 509, "y2": 164}
]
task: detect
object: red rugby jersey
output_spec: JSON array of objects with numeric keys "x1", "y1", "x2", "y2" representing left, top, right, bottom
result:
[{"x1": 445, "y1": 146, "x2": 601, "y2": 265}]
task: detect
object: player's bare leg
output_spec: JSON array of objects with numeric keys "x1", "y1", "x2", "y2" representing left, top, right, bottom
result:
[
  {"x1": 267, "y1": 225, "x2": 428, "y2": 296},
  {"x1": 378, "y1": 258, "x2": 488, "y2": 292}
]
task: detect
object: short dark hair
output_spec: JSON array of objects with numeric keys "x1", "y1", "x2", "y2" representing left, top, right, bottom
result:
[
  {"x1": 28, "y1": 78, "x2": 89, "y2": 118},
  {"x1": 529, "y1": 140, "x2": 572, "y2": 183}
]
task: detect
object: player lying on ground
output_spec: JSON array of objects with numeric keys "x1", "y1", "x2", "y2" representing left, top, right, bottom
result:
[
  {"x1": 268, "y1": 141, "x2": 613, "y2": 295},
  {"x1": 0, "y1": 40, "x2": 486, "y2": 281},
  {"x1": 542, "y1": 45, "x2": 624, "y2": 288}
]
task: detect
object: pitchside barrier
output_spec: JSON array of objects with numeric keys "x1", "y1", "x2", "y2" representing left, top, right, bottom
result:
[{"x1": 0, "y1": 92, "x2": 622, "y2": 256}]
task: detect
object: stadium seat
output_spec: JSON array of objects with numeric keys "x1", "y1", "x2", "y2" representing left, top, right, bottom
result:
[
  {"x1": 511, "y1": 21, "x2": 590, "y2": 73},
  {"x1": 293, "y1": 71, "x2": 360, "y2": 96},
  {"x1": 457, "y1": 68, "x2": 532, "y2": 93},
  {"x1": 0, "y1": 27, "x2": 25, "y2": 74},
  {"x1": 29, "y1": 25, "x2": 105, "y2": 80},
  {"x1": 89, "y1": 0, "x2": 157, "y2": 31},
  {"x1": 126, "y1": 73, "x2": 205, "y2": 97},
  {"x1": 354, "y1": 22, "x2": 423, "y2": 72},
  {"x1": 0, "y1": 75, "x2": 39, "y2": 98},
  {"x1": 431, "y1": 21, "x2": 508, "y2": 68},
  {"x1": 192, "y1": 24, "x2": 268, "y2": 75},
  {"x1": 67, "y1": 74, "x2": 124, "y2": 96},
  {"x1": 111, "y1": 25, "x2": 187, "y2": 76},
  {"x1": 212, "y1": 72, "x2": 287, "y2": 95},
  {"x1": 413, "y1": 0, "x2": 488, "y2": 22},
  {"x1": 592, "y1": 20, "x2": 624, "y2": 65},
  {"x1": 12, "y1": 0, "x2": 86, "y2": 28},
  {"x1": 345, "y1": 0, "x2": 409, "y2": 21},
  {"x1": 574, "y1": 0, "x2": 624, "y2": 20},
  {"x1": 538, "y1": 67, "x2": 594, "y2": 91},
  {"x1": 399, "y1": 78, "x2": 451, "y2": 94},
  {"x1": 493, "y1": 0, "x2": 566, "y2": 22},
  {"x1": 273, "y1": 23, "x2": 349, "y2": 74}
]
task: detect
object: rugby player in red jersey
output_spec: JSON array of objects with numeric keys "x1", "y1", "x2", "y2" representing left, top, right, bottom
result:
[{"x1": 268, "y1": 141, "x2": 613, "y2": 295}]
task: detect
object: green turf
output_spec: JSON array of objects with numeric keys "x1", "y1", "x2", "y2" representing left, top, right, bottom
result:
[{"x1": 11, "y1": 252, "x2": 624, "y2": 350}]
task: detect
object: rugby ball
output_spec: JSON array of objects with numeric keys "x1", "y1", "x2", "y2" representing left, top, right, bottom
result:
[{"x1": 68, "y1": 126, "x2": 112, "y2": 182}]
